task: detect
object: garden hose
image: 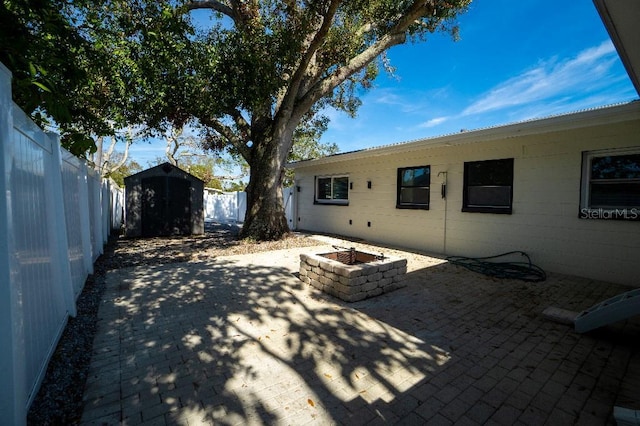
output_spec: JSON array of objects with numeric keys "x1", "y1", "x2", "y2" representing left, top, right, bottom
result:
[{"x1": 446, "y1": 251, "x2": 546, "y2": 282}]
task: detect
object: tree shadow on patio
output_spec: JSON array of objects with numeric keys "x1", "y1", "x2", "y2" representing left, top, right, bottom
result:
[
  {"x1": 83, "y1": 254, "x2": 455, "y2": 424},
  {"x1": 83, "y1": 248, "x2": 640, "y2": 425}
]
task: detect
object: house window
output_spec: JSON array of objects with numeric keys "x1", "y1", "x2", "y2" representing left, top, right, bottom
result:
[
  {"x1": 397, "y1": 166, "x2": 430, "y2": 209},
  {"x1": 315, "y1": 175, "x2": 349, "y2": 205},
  {"x1": 580, "y1": 148, "x2": 640, "y2": 220},
  {"x1": 463, "y1": 158, "x2": 514, "y2": 214}
]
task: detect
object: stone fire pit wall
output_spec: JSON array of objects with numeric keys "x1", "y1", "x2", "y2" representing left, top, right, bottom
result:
[{"x1": 299, "y1": 252, "x2": 407, "y2": 302}]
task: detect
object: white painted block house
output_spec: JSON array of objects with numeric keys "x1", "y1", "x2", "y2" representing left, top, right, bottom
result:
[{"x1": 288, "y1": 0, "x2": 640, "y2": 287}]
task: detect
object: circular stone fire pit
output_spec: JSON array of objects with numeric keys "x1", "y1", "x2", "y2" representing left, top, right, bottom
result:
[{"x1": 299, "y1": 248, "x2": 407, "y2": 302}]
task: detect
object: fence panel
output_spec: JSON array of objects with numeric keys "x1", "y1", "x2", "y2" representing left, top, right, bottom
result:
[
  {"x1": 87, "y1": 168, "x2": 103, "y2": 261},
  {"x1": 61, "y1": 151, "x2": 91, "y2": 297},
  {"x1": 204, "y1": 190, "x2": 242, "y2": 223},
  {"x1": 204, "y1": 188, "x2": 292, "y2": 229},
  {"x1": 0, "y1": 62, "x2": 23, "y2": 426},
  {"x1": 0, "y1": 62, "x2": 121, "y2": 425},
  {"x1": 11, "y1": 108, "x2": 69, "y2": 417}
]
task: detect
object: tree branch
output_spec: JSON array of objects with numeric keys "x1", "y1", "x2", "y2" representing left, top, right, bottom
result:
[
  {"x1": 210, "y1": 173, "x2": 246, "y2": 181},
  {"x1": 184, "y1": 0, "x2": 240, "y2": 23},
  {"x1": 276, "y1": 0, "x2": 342, "y2": 122},
  {"x1": 105, "y1": 138, "x2": 131, "y2": 174},
  {"x1": 200, "y1": 115, "x2": 252, "y2": 161},
  {"x1": 165, "y1": 126, "x2": 183, "y2": 166},
  {"x1": 295, "y1": 0, "x2": 437, "y2": 118},
  {"x1": 229, "y1": 108, "x2": 252, "y2": 141}
]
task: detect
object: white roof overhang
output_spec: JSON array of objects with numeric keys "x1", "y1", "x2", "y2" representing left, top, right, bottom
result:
[
  {"x1": 593, "y1": 0, "x2": 640, "y2": 96},
  {"x1": 288, "y1": 101, "x2": 640, "y2": 168}
]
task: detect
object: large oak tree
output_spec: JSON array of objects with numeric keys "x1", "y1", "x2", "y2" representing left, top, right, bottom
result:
[
  {"x1": 3, "y1": 0, "x2": 472, "y2": 240},
  {"x1": 168, "y1": 0, "x2": 472, "y2": 240}
]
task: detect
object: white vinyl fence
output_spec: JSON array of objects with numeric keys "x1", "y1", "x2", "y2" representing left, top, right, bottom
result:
[
  {"x1": 204, "y1": 187, "x2": 295, "y2": 229},
  {"x1": 0, "y1": 63, "x2": 123, "y2": 425},
  {"x1": 204, "y1": 189, "x2": 247, "y2": 223}
]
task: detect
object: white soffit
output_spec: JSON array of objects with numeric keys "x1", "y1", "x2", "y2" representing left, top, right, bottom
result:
[{"x1": 594, "y1": 0, "x2": 640, "y2": 96}]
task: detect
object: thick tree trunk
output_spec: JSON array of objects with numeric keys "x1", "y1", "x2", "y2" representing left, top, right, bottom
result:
[{"x1": 240, "y1": 133, "x2": 290, "y2": 241}]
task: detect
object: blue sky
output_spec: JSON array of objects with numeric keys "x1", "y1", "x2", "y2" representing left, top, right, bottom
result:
[{"x1": 128, "y1": 0, "x2": 638, "y2": 166}]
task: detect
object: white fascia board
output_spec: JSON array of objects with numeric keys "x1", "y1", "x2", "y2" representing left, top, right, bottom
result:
[{"x1": 593, "y1": 0, "x2": 640, "y2": 96}]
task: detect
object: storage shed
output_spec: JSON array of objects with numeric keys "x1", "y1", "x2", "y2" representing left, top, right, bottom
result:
[{"x1": 124, "y1": 162, "x2": 204, "y2": 237}]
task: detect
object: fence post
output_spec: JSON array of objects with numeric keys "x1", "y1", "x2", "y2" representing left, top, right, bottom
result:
[
  {"x1": 90, "y1": 170, "x2": 103, "y2": 258},
  {"x1": 45, "y1": 133, "x2": 77, "y2": 317},
  {"x1": 0, "y1": 63, "x2": 27, "y2": 425},
  {"x1": 78, "y1": 163, "x2": 94, "y2": 274},
  {"x1": 102, "y1": 180, "x2": 109, "y2": 242}
]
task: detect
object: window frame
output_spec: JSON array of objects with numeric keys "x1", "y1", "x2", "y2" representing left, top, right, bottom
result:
[
  {"x1": 579, "y1": 147, "x2": 640, "y2": 220},
  {"x1": 462, "y1": 158, "x2": 514, "y2": 214},
  {"x1": 396, "y1": 165, "x2": 431, "y2": 210},
  {"x1": 314, "y1": 175, "x2": 349, "y2": 205}
]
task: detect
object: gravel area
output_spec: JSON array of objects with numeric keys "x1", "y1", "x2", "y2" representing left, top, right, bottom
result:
[{"x1": 26, "y1": 223, "x2": 323, "y2": 425}]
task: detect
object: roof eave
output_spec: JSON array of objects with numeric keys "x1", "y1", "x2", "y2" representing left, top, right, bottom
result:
[
  {"x1": 593, "y1": 0, "x2": 640, "y2": 97},
  {"x1": 287, "y1": 101, "x2": 640, "y2": 169}
]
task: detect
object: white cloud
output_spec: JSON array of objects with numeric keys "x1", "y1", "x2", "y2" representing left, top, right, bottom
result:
[
  {"x1": 373, "y1": 91, "x2": 404, "y2": 106},
  {"x1": 419, "y1": 116, "x2": 449, "y2": 128},
  {"x1": 462, "y1": 40, "x2": 621, "y2": 116},
  {"x1": 371, "y1": 90, "x2": 426, "y2": 114},
  {"x1": 370, "y1": 86, "x2": 453, "y2": 114}
]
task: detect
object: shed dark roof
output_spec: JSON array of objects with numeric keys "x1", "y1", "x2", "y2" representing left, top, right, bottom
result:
[{"x1": 124, "y1": 162, "x2": 204, "y2": 183}]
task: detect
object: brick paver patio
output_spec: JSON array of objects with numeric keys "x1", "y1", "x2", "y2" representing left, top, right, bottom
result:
[{"x1": 80, "y1": 239, "x2": 639, "y2": 425}]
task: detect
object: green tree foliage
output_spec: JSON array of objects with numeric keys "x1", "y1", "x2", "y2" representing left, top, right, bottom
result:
[
  {"x1": 168, "y1": 0, "x2": 472, "y2": 240},
  {"x1": 223, "y1": 180, "x2": 246, "y2": 192},
  {"x1": 106, "y1": 157, "x2": 143, "y2": 187},
  {"x1": 149, "y1": 153, "x2": 232, "y2": 189},
  {"x1": 187, "y1": 163, "x2": 223, "y2": 189},
  {"x1": 3, "y1": 0, "x2": 471, "y2": 240},
  {"x1": 0, "y1": 0, "x2": 193, "y2": 155},
  {"x1": 156, "y1": 123, "x2": 246, "y2": 188},
  {"x1": 1, "y1": 0, "x2": 99, "y2": 153}
]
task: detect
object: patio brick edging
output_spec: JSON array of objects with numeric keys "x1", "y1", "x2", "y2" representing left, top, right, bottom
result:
[{"x1": 299, "y1": 252, "x2": 407, "y2": 302}]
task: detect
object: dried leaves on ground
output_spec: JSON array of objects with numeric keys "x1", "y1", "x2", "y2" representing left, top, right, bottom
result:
[{"x1": 102, "y1": 223, "x2": 320, "y2": 269}]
